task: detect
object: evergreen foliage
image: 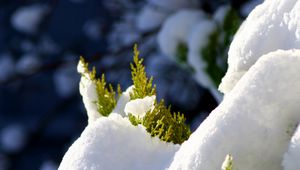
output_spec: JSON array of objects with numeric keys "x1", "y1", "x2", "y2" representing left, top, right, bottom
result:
[
  {"x1": 79, "y1": 57, "x2": 118, "y2": 117},
  {"x1": 201, "y1": 8, "x2": 241, "y2": 87},
  {"x1": 175, "y1": 42, "x2": 188, "y2": 64},
  {"x1": 130, "y1": 44, "x2": 156, "y2": 100},
  {"x1": 129, "y1": 45, "x2": 191, "y2": 144}
]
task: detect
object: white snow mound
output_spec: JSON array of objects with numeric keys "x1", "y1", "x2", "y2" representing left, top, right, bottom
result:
[
  {"x1": 219, "y1": 0, "x2": 300, "y2": 94},
  {"x1": 168, "y1": 49, "x2": 300, "y2": 170},
  {"x1": 282, "y1": 124, "x2": 300, "y2": 170},
  {"x1": 59, "y1": 113, "x2": 179, "y2": 170}
]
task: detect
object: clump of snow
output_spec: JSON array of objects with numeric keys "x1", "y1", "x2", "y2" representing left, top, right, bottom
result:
[
  {"x1": 0, "y1": 54, "x2": 15, "y2": 82},
  {"x1": 11, "y1": 4, "x2": 49, "y2": 34},
  {"x1": 16, "y1": 54, "x2": 41, "y2": 74},
  {"x1": 124, "y1": 95, "x2": 155, "y2": 117},
  {"x1": 40, "y1": 160, "x2": 58, "y2": 170},
  {"x1": 0, "y1": 124, "x2": 27, "y2": 153},
  {"x1": 136, "y1": 5, "x2": 168, "y2": 33},
  {"x1": 219, "y1": 0, "x2": 300, "y2": 94},
  {"x1": 59, "y1": 113, "x2": 179, "y2": 170},
  {"x1": 77, "y1": 60, "x2": 100, "y2": 124},
  {"x1": 158, "y1": 10, "x2": 206, "y2": 59},
  {"x1": 282, "y1": 124, "x2": 300, "y2": 170},
  {"x1": 187, "y1": 19, "x2": 216, "y2": 88},
  {"x1": 112, "y1": 85, "x2": 134, "y2": 117},
  {"x1": 168, "y1": 49, "x2": 300, "y2": 170}
]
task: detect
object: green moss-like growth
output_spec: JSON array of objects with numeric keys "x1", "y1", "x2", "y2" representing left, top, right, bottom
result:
[
  {"x1": 95, "y1": 74, "x2": 117, "y2": 116},
  {"x1": 223, "y1": 9, "x2": 240, "y2": 47},
  {"x1": 175, "y1": 42, "x2": 188, "y2": 64},
  {"x1": 202, "y1": 31, "x2": 225, "y2": 87},
  {"x1": 201, "y1": 8, "x2": 240, "y2": 87},
  {"x1": 129, "y1": 45, "x2": 191, "y2": 144},
  {"x1": 143, "y1": 100, "x2": 191, "y2": 144},
  {"x1": 79, "y1": 57, "x2": 118, "y2": 117},
  {"x1": 130, "y1": 44, "x2": 156, "y2": 100}
]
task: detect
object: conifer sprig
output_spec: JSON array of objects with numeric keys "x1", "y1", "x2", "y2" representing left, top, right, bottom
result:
[
  {"x1": 128, "y1": 45, "x2": 191, "y2": 144},
  {"x1": 79, "y1": 57, "x2": 118, "y2": 117},
  {"x1": 130, "y1": 44, "x2": 156, "y2": 100},
  {"x1": 95, "y1": 74, "x2": 117, "y2": 116}
]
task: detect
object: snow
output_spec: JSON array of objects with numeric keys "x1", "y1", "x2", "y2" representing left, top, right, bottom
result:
[
  {"x1": 241, "y1": 0, "x2": 264, "y2": 17},
  {"x1": 58, "y1": 113, "x2": 179, "y2": 170},
  {"x1": 158, "y1": 10, "x2": 206, "y2": 59},
  {"x1": 136, "y1": 5, "x2": 169, "y2": 33},
  {"x1": 219, "y1": 0, "x2": 300, "y2": 94},
  {"x1": 187, "y1": 19, "x2": 216, "y2": 88},
  {"x1": 282, "y1": 124, "x2": 300, "y2": 170},
  {"x1": 124, "y1": 95, "x2": 155, "y2": 117},
  {"x1": 168, "y1": 49, "x2": 300, "y2": 170},
  {"x1": 0, "y1": 54, "x2": 14, "y2": 82},
  {"x1": 77, "y1": 60, "x2": 100, "y2": 124},
  {"x1": 112, "y1": 85, "x2": 134, "y2": 117},
  {"x1": 0, "y1": 124, "x2": 27, "y2": 153},
  {"x1": 16, "y1": 53, "x2": 41, "y2": 74},
  {"x1": 11, "y1": 4, "x2": 49, "y2": 34}
]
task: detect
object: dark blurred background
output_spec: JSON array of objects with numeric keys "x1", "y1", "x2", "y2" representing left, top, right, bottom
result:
[{"x1": 0, "y1": 0, "x2": 260, "y2": 169}]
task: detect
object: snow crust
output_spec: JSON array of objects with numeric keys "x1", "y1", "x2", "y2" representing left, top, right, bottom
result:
[
  {"x1": 158, "y1": 10, "x2": 205, "y2": 59},
  {"x1": 168, "y1": 49, "x2": 300, "y2": 170},
  {"x1": 282, "y1": 124, "x2": 300, "y2": 170},
  {"x1": 59, "y1": 113, "x2": 179, "y2": 170},
  {"x1": 219, "y1": 0, "x2": 300, "y2": 94}
]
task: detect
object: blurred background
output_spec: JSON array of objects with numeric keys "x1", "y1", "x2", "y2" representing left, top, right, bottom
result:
[{"x1": 0, "y1": 0, "x2": 262, "y2": 169}]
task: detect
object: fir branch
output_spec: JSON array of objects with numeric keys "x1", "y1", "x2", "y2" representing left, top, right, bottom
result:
[
  {"x1": 95, "y1": 74, "x2": 117, "y2": 116},
  {"x1": 80, "y1": 57, "x2": 119, "y2": 117},
  {"x1": 128, "y1": 44, "x2": 190, "y2": 144},
  {"x1": 175, "y1": 42, "x2": 188, "y2": 64},
  {"x1": 130, "y1": 44, "x2": 156, "y2": 100}
]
